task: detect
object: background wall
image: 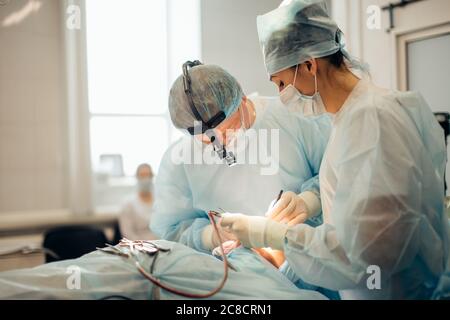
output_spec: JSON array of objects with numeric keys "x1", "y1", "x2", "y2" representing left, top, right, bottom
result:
[
  {"x1": 201, "y1": 0, "x2": 280, "y2": 96},
  {"x1": 332, "y1": 0, "x2": 450, "y2": 89},
  {"x1": 2, "y1": 0, "x2": 448, "y2": 214},
  {"x1": 0, "y1": 0, "x2": 282, "y2": 214},
  {"x1": 0, "y1": 0, "x2": 67, "y2": 212}
]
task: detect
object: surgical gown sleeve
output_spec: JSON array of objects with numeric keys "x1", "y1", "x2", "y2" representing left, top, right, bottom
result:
[
  {"x1": 151, "y1": 144, "x2": 211, "y2": 254},
  {"x1": 297, "y1": 115, "x2": 331, "y2": 196},
  {"x1": 283, "y1": 105, "x2": 445, "y2": 292},
  {"x1": 297, "y1": 115, "x2": 331, "y2": 225}
]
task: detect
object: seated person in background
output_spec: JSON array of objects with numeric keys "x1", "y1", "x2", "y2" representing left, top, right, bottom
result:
[
  {"x1": 119, "y1": 163, "x2": 158, "y2": 240},
  {"x1": 151, "y1": 62, "x2": 331, "y2": 264}
]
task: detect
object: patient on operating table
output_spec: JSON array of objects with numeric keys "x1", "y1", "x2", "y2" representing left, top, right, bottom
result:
[{"x1": 0, "y1": 237, "x2": 326, "y2": 300}]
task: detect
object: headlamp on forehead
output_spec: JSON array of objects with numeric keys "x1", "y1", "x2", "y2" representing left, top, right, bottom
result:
[{"x1": 182, "y1": 60, "x2": 237, "y2": 167}]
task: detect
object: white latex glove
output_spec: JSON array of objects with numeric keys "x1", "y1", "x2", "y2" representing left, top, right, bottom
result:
[
  {"x1": 266, "y1": 191, "x2": 321, "y2": 226},
  {"x1": 201, "y1": 224, "x2": 238, "y2": 251},
  {"x1": 220, "y1": 214, "x2": 288, "y2": 250},
  {"x1": 212, "y1": 240, "x2": 240, "y2": 257}
]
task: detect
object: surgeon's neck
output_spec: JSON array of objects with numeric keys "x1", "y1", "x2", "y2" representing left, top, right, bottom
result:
[
  {"x1": 319, "y1": 68, "x2": 360, "y2": 114},
  {"x1": 139, "y1": 192, "x2": 153, "y2": 205},
  {"x1": 244, "y1": 98, "x2": 257, "y2": 128}
]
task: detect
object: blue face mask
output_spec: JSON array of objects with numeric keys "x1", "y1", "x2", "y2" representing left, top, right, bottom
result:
[{"x1": 278, "y1": 65, "x2": 327, "y2": 116}]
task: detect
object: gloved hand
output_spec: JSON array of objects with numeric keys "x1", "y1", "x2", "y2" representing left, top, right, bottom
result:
[
  {"x1": 266, "y1": 191, "x2": 321, "y2": 226},
  {"x1": 202, "y1": 224, "x2": 238, "y2": 251},
  {"x1": 212, "y1": 240, "x2": 240, "y2": 257},
  {"x1": 220, "y1": 214, "x2": 288, "y2": 250}
]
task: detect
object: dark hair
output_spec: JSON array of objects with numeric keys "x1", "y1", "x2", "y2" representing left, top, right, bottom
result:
[{"x1": 323, "y1": 31, "x2": 345, "y2": 68}]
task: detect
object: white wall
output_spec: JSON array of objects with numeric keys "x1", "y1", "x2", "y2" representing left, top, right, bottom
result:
[
  {"x1": 0, "y1": 0, "x2": 282, "y2": 214},
  {"x1": 201, "y1": 0, "x2": 280, "y2": 96},
  {"x1": 363, "y1": 0, "x2": 450, "y2": 89},
  {"x1": 332, "y1": 0, "x2": 450, "y2": 89},
  {"x1": 0, "y1": 0, "x2": 67, "y2": 213},
  {"x1": 408, "y1": 33, "x2": 450, "y2": 110}
]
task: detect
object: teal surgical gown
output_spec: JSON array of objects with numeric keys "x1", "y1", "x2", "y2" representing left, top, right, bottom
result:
[{"x1": 151, "y1": 96, "x2": 331, "y2": 254}]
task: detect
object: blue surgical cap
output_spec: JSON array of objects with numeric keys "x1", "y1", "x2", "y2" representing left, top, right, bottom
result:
[
  {"x1": 169, "y1": 65, "x2": 244, "y2": 131},
  {"x1": 257, "y1": 0, "x2": 345, "y2": 76}
]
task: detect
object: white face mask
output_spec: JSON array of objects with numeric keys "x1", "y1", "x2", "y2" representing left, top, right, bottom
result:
[
  {"x1": 193, "y1": 106, "x2": 249, "y2": 164},
  {"x1": 137, "y1": 178, "x2": 153, "y2": 194},
  {"x1": 279, "y1": 65, "x2": 327, "y2": 117},
  {"x1": 224, "y1": 127, "x2": 248, "y2": 156},
  {"x1": 224, "y1": 104, "x2": 250, "y2": 153}
]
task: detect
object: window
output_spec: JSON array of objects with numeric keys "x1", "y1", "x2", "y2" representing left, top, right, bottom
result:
[{"x1": 85, "y1": 0, "x2": 200, "y2": 210}]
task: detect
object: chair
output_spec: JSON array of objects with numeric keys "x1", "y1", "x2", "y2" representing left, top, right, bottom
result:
[{"x1": 43, "y1": 225, "x2": 108, "y2": 263}]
